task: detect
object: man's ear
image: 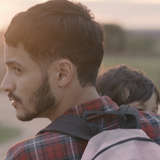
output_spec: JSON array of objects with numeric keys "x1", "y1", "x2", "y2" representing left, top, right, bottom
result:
[{"x1": 52, "y1": 59, "x2": 75, "y2": 88}]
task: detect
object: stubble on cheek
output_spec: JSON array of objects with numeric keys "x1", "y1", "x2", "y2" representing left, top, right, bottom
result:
[
  {"x1": 29, "y1": 78, "x2": 56, "y2": 118},
  {"x1": 17, "y1": 76, "x2": 56, "y2": 121}
]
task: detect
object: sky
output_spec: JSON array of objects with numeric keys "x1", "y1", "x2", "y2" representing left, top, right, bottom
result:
[{"x1": 1, "y1": 0, "x2": 160, "y2": 30}]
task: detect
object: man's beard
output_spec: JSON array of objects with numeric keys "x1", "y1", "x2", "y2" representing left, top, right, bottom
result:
[{"x1": 20, "y1": 77, "x2": 56, "y2": 121}]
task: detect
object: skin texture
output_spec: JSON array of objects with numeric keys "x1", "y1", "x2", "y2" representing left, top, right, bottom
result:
[
  {"x1": 2, "y1": 44, "x2": 56, "y2": 121},
  {"x1": 2, "y1": 0, "x2": 104, "y2": 122},
  {"x1": 1, "y1": 43, "x2": 100, "y2": 121}
]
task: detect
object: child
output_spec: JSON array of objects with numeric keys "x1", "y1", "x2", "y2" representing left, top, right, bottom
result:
[{"x1": 96, "y1": 65, "x2": 160, "y2": 113}]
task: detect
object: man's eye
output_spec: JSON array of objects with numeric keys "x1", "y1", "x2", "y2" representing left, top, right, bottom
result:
[{"x1": 13, "y1": 67, "x2": 22, "y2": 74}]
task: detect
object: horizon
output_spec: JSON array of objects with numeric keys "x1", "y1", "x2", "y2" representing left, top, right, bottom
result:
[{"x1": 1, "y1": 0, "x2": 160, "y2": 30}]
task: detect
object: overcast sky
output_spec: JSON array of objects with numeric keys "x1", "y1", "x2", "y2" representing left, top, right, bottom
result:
[{"x1": 1, "y1": 0, "x2": 160, "y2": 30}]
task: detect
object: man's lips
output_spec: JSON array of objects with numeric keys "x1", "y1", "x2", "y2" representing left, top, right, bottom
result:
[
  {"x1": 8, "y1": 96, "x2": 14, "y2": 102},
  {"x1": 8, "y1": 96, "x2": 16, "y2": 107},
  {"x1": 8, "y1": 95, "x2": 15, "y2": 102},
  {"x1": 8, "y1": 93, "x2": 21, "y2": 107}
]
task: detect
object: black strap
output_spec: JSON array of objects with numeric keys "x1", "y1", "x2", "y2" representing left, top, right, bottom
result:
[
  {"x1": 38, "y1": 106, "x2": 141, "y2": 140},
  {"x1": 118, "y1": 104, "x2": 141, "y2": 129},
  {"x1": 82, "y1": 105, "x2": 141, "y2": 129}
]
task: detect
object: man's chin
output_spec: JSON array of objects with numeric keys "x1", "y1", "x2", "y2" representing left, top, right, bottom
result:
[{"x1": 16, "y1": 113, "x2": 37, "y2": 121}]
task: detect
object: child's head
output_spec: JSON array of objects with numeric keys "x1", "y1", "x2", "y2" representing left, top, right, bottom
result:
[{"x1": 96, "y1": 65, "x2": 160, "y2": 113}]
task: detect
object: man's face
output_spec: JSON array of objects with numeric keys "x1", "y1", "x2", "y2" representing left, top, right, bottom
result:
[{"x1": 2, "y1": 44, "x2": 56, "y2": 121}]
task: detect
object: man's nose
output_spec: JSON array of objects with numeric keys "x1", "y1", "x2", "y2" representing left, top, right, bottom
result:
[{"x1": 0, "y1": 74, "x2": 15, "y2": 92}]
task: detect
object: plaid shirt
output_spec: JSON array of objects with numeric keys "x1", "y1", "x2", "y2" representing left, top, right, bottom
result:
[{"x1": 5, "y1": 96, "x2": 160, "y2": 160}]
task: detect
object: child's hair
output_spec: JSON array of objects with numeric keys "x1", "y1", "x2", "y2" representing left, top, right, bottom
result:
[{"x1": 96, "y1": 65, "x2": 160, "y2": 113}]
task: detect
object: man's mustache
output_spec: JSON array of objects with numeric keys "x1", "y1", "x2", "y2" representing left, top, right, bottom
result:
[{"x1": 8, "y1": 93, "x2": 21, "y2": 103}]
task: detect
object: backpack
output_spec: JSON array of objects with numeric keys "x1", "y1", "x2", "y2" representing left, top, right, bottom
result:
[
  {"x1": 81, "y1": 129, "x2": 160, "y2": 160},
  {"x1": 39, "y1": 106, "x2": 160, "y2": 160}
]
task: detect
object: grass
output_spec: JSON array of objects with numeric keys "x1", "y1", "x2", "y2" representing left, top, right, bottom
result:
[
  {"x1": 0, "y1": 124, "x2": 21, "y2": 144},
  {"x1": 100, "y1": 55, "x2": 160, "y2": 89}
]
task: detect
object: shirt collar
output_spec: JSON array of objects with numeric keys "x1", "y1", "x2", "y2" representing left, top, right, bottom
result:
[{"x1": 63, "y1": 96, "x2": 119, "y2": 118}]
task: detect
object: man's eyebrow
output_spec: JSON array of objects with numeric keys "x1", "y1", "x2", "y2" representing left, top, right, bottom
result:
[{"x1": 5, "y1": 60, "x2": 22, "y2": 67}]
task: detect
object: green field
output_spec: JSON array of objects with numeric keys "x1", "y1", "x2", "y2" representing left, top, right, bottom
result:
[
  {"x1": 100, "y1": 55, "x2": 160, "y2": 89},
  {"x1": 0, "y1": 124, "x2": 21, "y2": 144}
]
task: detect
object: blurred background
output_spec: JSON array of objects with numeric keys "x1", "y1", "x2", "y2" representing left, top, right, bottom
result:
[{"x1": 0, "y1": 0, "x2": 160, "y2": 158}]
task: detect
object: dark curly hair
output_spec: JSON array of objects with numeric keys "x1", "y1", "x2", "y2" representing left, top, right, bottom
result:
[
  {"x1": 96, "y1": 65, "x2": 160, "y2": 108},
  {"x1": 5, "y1": 0, "x2": 103, "y2": 87}
]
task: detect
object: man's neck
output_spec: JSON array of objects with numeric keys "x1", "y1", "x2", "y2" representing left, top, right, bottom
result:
[{"x1": 49, "y1": 86, "x2": 99, "y2": 121}]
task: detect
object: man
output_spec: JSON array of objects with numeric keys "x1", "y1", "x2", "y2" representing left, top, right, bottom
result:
[
  {"x1": 96, "y1": 65, "x2": 160, "y2": 113},
  {"x1": 1, "y1": 0, "x2": 160, "y2": 160}
]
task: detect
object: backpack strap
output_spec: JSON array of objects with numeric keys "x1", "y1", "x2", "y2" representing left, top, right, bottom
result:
[
  {"x1": 118, "y1": 104, "x2": 141, "y2": 129},
  {"x1": 82, "y1": 105, "x2": 141, "y2": 129},
  {"x1": 38, "y1": 106, "x2": 141, "y2": 140}
]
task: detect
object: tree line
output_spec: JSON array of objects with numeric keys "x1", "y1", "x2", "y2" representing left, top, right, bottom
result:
[
  {"x1": 1, "y1": 25, "x2": 160, "y2": 56},
  {"x1": 103, "y1": 24, "x2": 160, "y2": 56}
]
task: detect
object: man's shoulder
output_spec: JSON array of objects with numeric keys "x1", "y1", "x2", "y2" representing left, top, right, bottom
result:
[
  {"x1": 5, "y1": 135, "x2": 35, "y2": 160},
  {"x1": 5, "y1": 132, "x2": 76, "y2": 160}
]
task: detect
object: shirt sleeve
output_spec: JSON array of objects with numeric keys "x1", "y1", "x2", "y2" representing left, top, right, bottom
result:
[
  {"x1": 4, "y1": 141, "x2": 32, "y2": 160},
  {"x1": 4, "y1": 133, "x2": 86, "y2": 160}
]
